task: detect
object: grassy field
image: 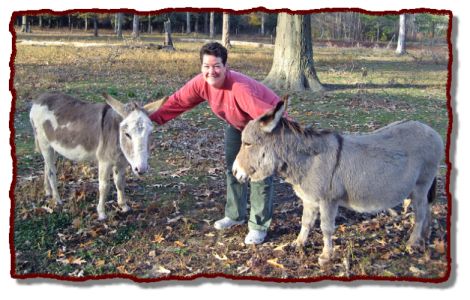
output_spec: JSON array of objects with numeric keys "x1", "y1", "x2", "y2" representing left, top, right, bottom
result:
[{"x1": 12, "y1": 30, "x2": 450, "y2": 281}]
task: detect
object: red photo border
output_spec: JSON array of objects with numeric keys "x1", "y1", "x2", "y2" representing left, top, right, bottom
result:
[{"x1": 9, "y1": 7, "x2": 454, "y2": 284}]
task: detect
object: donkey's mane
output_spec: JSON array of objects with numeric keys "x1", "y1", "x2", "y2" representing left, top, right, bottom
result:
[{"x1": 278, "y1": 117, "x2": 334, "y2": 137}]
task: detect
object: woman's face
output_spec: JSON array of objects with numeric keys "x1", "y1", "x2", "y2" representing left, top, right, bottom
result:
[{"x1": 201, "y1": 54, "x2": 227, "y2": 89}]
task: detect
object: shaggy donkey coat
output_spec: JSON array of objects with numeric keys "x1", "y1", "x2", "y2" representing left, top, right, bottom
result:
[
  {"x1": 233, "y1": 99, "x2": 444, "y2": 266},
  {"x1": 30, "y1": 92, "x2": 167, "y2": 220}
]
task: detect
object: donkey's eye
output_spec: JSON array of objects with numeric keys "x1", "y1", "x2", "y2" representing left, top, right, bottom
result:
[
  {"x1": 125, "y1": 133, "x2": 132, "y2": 140},
  {"x1": 243, "y1": 142, "x2": 252, "y2": 147}
]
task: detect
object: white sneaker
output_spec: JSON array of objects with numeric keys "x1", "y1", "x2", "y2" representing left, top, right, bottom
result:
[
  {"x1": 214, "y1": 217, "x2": 244, "y2": 230},
  {"x1": 244, "y1": 229, "x2": 267, "y2": 245}
]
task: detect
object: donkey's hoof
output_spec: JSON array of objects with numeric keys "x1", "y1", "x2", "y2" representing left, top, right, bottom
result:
[
  {"x1": 120, "y1": 204, "x2": 131, "y2": 213},
  {"x1": 318, "y1": 253, "x2": 332, "y2": 267},
  {"x1": 406, "y1": 240, "x2": 425, "y2": 253},
  {"x1": 98, "y1": 213, "x2": 107, "y2": 221},
  {"x1": 291, "y1": 236, "x2": 307, "y2": 248}
]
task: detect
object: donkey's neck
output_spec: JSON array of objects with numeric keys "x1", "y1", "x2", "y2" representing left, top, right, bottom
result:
[
  {"x1": 99, "y1": 107, "x2": 124, "y2": 160},
  {"x1": 272, "y1": 124, "x2": 333, "y2": 185}
]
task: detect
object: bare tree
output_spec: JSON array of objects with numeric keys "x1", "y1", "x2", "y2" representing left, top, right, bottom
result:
[
  {"x1": 186, "y1": 12, "x2": 191, "y2": 34},
  {"x1": 132, "y1": 15, "x2": 140, "y2": 39},
  {"x1": 396, "y1": 14, "x2": 407, "y2": 55},
  {"x1": 209, "y1": 12, "x2": 215, "y2": 39},
  {"x1": 264, "y1": 13, "x2": 323, "y2": 92},
  {"x1": 116, "y1": 13, "x2": 123, "y2": 39},
  {"x1": 222, "y1": 13, "x2": 231, "y2": 48},
  {"x1": 93, "y1": 14, "x2": 98, "y2": 37},
  {"x1": 204, "y1": 13, "x2": 209, "y2": 34},
  {"x1": 21, "y1": 16, "x2": 31, "y2": 33},
  {"x1": 261, "y1": 13, "x2": 265, "y2": 35},
  {"x1": 84, "y1": 14, "x2": 88, "y2": 31},
  {"x1": 164, "y1": 19, "x2": 175, "y2": 50}
]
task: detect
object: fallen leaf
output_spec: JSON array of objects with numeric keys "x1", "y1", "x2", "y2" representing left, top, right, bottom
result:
[
  {"x1": 170, "y1": 167, "x2": 191, "y2": 178},
  {"x1": 267, "y1": 258, "x2": 285, "y2": 269},
  {"x1": 153, "y1": 233, "x2": 165, "y2": 244},
  {"x1": 95, "y1": 259, "x2": 106, "y2": 267},
  {"x1": 149, "y1": 250, "x2": 156, "y2": 257},
  {"x1": 79, "y1": 240, "x2": 93, "y2": 248},
  {"x1": 174, "y1": 240, "x2": 185, "y2": 247},
  {"x1": 167, "y1": 215, "x2": 183, "y2": 224},
  {"x1": 155, "y1": 265, "x2": 171, "y2": 275},
  {"x1": 337, "y1": 224, "x2": 347, "y2": 233},
  {"x1": 273, "y1": 242, "x2": 290, "y2": 252},
  {"x1": 88, "y1": 230, "x2": 99, "y2": 238},
  {"x1": 41, "y1": 206, "x2": 53, "y2": 214},
  {"x1": 213, "y1": 253, "x2": 228, "y2": 261},
  {"x1": 409, "y1": 266, "x2": 425, "y2": 275},
  {"x1": 71, "y1": 257, "x2": 87, "y2": 265},
  {"x1": 237, "y1": 265, "x2": 250, "y2": 274}
]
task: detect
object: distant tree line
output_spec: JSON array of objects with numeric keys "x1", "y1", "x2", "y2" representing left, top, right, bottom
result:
[
  {"x1": 17, "y1": 12, "x2": 448, "y2": 44},
  {"x1": 16, "y1": 12, "x2": 278, "y2": 36},
  {"x1": 311, "y1": 13, "x2": 448, "y2": 44}
]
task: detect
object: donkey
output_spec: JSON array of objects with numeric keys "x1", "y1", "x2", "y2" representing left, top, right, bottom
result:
[
  {"x1": 232, "y1": 98, "x2": 444, "y2": 266},
  {"x1": 29, "y1": 92, "x2": 167, "y2": 220}
]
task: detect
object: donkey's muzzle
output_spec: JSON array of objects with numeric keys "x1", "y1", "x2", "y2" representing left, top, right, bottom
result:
[{"x1": 232, "y1": 159, "x2": 249, "y2": 183}]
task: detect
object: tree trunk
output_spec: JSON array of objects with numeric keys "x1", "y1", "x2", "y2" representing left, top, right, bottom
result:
[
  {"x1": 209, "y1": 12, "x2": 215, "y2": 39},
  {"x1": 164, "y1": 20, "x2": 175, "y2": 50},
  {"x1": 84, "y1": 16, "x2": 88, "y2": 31},
  {"x1": 261, "y1": 13, "x2": 265, "y2": 35},
  {"x1": 93, "y1": 15, "x2": 98, "y2": 37},
  {"x1": 186, "y1": 12, "x2": 191, "y2": 34},
  {"x1": 116, "y1": 13, "x2": 123, "y2": 39},
  {"x1": 194, "y1": 14, "x2": 199, "y2": 34},
  {"x1": 204, "y1": 13, "x2": 209, "y2": 34},
  {"x1": 132, "y1": 15, "x2": 140, "y2": 39},
  {"x1": 396, "y1": 14, "x2": 407, "y2": 55},
  {"x1": 264, "y1": 13, "x2": 323, "y2": 92},
  {"x1": 21, "y1": 16, "x2": 28, "y2": 32},
  {"x1": 222, "y1": 13, "x2": 231, "y2": 48}
]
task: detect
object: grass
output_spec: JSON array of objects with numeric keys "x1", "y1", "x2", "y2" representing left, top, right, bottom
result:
[{"x1": 12, "y1": 30, "x2": 450, "y2": 280}]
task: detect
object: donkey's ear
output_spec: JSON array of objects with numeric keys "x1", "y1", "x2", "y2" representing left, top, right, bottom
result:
[
  {"x1": 143, "y1": 96, "x2": 169, "y2": 115},
  {"x1": 259, "y1": 99, "x2": 287, "y2": 133},
  {"x1": 103, "y1": 93, "x2": 127, "y2": 117}
]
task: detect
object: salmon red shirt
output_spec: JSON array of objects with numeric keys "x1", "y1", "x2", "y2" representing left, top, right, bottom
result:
[{"x1": 149, "y1": 70, "x2": 280, "y2": 131}]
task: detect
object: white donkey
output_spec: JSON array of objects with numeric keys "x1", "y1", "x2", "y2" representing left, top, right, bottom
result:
[
  {"x1": 29, "y1": 92, "x2": 167, "y2": 220},
  {"x1": 233, "y1": 98, "x2": 444, "y2": 266}
]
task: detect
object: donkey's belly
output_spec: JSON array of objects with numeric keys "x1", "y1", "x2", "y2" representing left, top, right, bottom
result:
[
  {"x1": 51, "y1": 141, "x2": 95, "y2": 161},
  {"x1": 341, "y1": 186, "x2": 411, "y2": 213}
]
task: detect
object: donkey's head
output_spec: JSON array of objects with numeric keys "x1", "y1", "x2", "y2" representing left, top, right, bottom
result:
[
  {"x1": 103, "y1": 94, "x2": 168, "y2": 176},
  {"x1": 232, "y1": 97, "x2": 288, "y2": 183}
]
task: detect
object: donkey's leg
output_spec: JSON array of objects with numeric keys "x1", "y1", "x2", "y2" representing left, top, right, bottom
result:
[
  {"x1": 41, "y1": 146, "x2": 61, "y2": 205},
  {"x1": 318, "y1": 200, "x2": 338, "y2": 266},
  {"x1": 423, "y1": 178, "x2": 437, "y2": 240},
  {"x1": 113, "y1": 165, "x2": 130, "y2": 213},
  {"x1": 97, "y1": 161, "x2": 112, "y2": 220},
  {"x1": 294, "y1": 200, "x2": 319, "y2": 247},
  {"x1": 407, "y1": 187, "x2": 428, "y2": 248}
]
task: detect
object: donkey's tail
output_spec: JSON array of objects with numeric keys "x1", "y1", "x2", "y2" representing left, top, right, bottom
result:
[{"x1": 427, "y1": 177, "x2": 438, "y2": 204}]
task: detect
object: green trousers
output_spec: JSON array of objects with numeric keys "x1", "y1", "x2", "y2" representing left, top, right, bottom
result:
[{"x1": 224, "y1": 125, "x2": 274, "y2": 231}]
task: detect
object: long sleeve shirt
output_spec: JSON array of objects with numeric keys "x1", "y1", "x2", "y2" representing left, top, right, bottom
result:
[{"x1": 149, "y1": 69, "x2": 280, "y2": 131}]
